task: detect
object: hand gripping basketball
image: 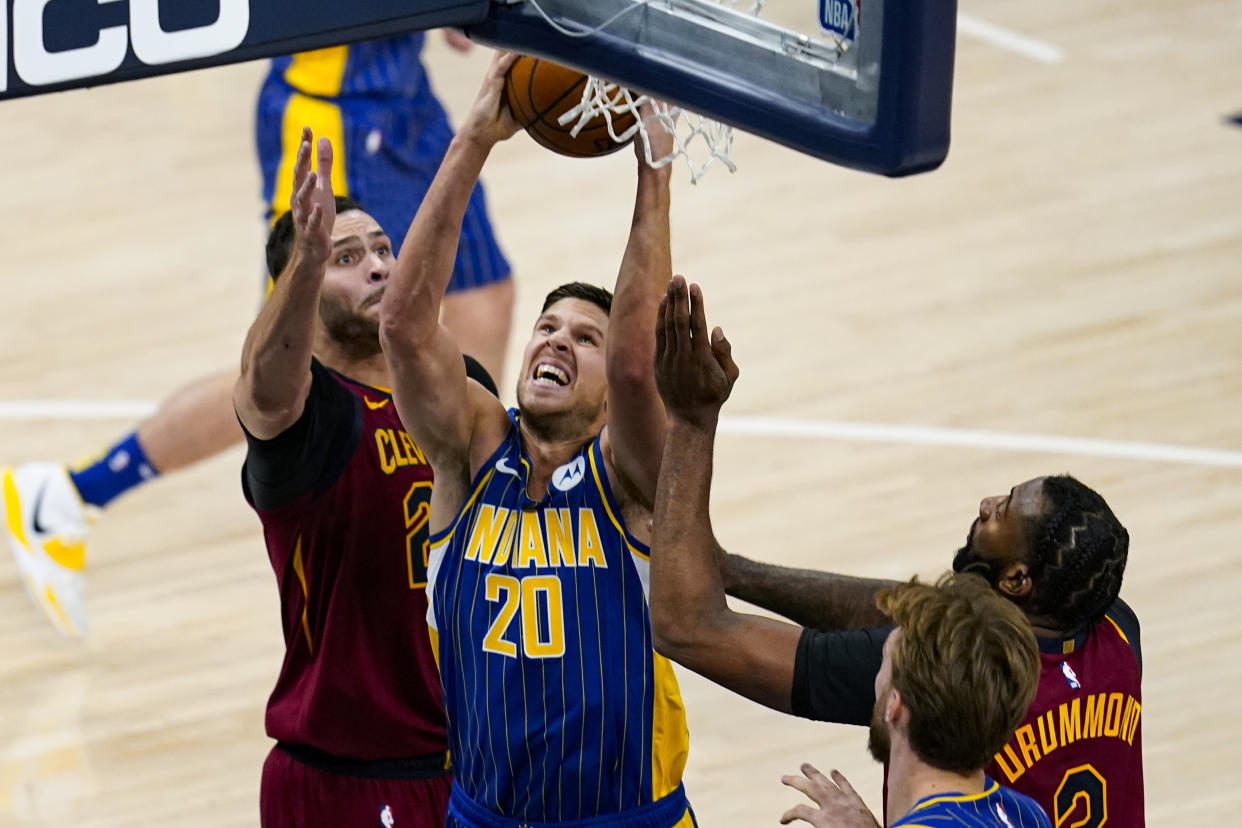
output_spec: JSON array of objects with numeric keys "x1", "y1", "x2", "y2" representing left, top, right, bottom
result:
[{"x1": 504, "y1": 56, "x2": 637, "y2": 158}]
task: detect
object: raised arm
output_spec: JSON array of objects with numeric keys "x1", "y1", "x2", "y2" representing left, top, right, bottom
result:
[
  {"x1": 649, "y1": 277, "x2": 801, "y2": 713},
  {"x1": 234, "y1": 129, "x2": 333, "y2": 439},
  {"x1": 721, "y1": 554, "x2": 897, "y2": 631},
  {"x1": 379, "y1": 52, "x2": 519, "y2": 513},
  {"x1": 602, "y1": 115, "x2": 676, "y2": 505}
]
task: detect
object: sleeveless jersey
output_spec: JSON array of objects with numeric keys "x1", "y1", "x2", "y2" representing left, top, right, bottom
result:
[
  {"x1": 891, "y1": 778, "x2": 1051, "y2": 827},
  {"x1": 987, "y1": 608, "x2": 1143, "y2": 828},
  {"x1": 427, "y1": 410, "x2": 690, "y2": 822},
  {"x1": 243, "y1": 360, "x2": 445, "y2": 760}
]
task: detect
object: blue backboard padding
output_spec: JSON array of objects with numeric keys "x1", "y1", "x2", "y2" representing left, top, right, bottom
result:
[
  {"x1": 468, "y1": 0, "x2": 956, "y2": 177},
  {"x1": 1, "y1": 0, "x2": 490, "y2": 101}
]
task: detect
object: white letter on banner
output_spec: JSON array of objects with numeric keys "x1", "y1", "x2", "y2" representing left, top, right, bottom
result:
[
  {"x1": 13, "y1": 0, "x2": 127, "y2": 86},
  {"x1": 129, "y1": 0, "x2": 249, "y2": 65}
]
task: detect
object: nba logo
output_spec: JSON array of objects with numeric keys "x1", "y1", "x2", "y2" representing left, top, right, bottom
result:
[
  {"x1": 818, "y1": 0, "x2": 860, "y2": 42},
  {"x1": 995, "y1": 803, "x2": 1015, "y2": 827},
  {"x1": 380, "y1": 805, "x2": 395, "y2": 827},
  {"x1": 1060, "y1": 661, "x2": 1082, "y2": 690}
]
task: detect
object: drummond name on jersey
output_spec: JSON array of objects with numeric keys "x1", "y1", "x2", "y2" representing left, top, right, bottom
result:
[{"x1": 993, "y1": 690, "x2": 1141, "y2": 783}]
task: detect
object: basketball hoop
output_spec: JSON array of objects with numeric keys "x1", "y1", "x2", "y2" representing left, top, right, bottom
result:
[
  {"x1": 555, "y1": 81, "x2": 734, "y2": 183},
  {"x1": 524, "y1": 0, "x2": 770, "y2": 182}
]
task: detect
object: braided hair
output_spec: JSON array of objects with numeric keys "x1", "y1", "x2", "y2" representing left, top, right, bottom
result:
[{"x1": 1024, "y1": 475, "x2": 1129, "y2": 632}]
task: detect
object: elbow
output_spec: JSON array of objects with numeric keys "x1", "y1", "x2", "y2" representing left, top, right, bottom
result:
[
  {"x1": 649, "y1": 603, "x2": 708, "y2": 663},
  {"x1": 607, "y1": 349, "x2": 655, "y2": 395},
  {"x1": 378, "y1": 296, "x2": 424, "y2": 357}
]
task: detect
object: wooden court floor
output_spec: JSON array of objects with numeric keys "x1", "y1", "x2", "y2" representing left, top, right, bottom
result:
[{"x1": 1, "y1": 0, "x2": 1240, "y2": 824}]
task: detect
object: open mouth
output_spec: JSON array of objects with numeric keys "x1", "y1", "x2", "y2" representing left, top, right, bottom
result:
[{"x1": 532, "y1": 361, "x2": 570, "y2": 387}]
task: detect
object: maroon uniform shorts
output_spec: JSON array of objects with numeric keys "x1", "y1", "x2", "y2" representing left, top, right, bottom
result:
[{"x1": 261, "y1": 743, "x2": 452, "y2": 828}]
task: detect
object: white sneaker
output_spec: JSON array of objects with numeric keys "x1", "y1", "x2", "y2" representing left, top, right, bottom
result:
[{"x1": 2, "y1": 463, "x2": 95, "y2": 639}]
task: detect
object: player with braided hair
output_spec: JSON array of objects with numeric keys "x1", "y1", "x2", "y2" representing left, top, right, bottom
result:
[
  {"x1": 641, "y1": 301, "x2": 1144, "y2": 828},
  {"x1": 1002, "y1": 474, "x2": 1130, "y2": 633},
  {"x1": 682, "y1": 472, "x2": 1143, "y2": 826}
]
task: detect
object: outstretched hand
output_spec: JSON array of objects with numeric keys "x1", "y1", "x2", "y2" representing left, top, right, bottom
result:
[
  {"x1": 289, "y1": 127, "x2": 335, "y2": 267},
  {"x1": 654, "y1": 276, "x2": 739, "y2": 429},
  {"x1": 779, "y1": 764, "x2": 881, "y2": 828},
  {"x1": 459, "y1": 51, "x2": 523, "y2": 148},
  {"x1": 635, "y1": 97, "x2": 675, "y2": 168}
]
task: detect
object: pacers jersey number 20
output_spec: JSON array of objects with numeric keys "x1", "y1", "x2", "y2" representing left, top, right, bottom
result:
[{"x1": 427, "y1": 410, "x2": 689, "y2": 823}]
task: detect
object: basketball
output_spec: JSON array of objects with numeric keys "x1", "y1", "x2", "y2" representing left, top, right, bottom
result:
[{"x1": 504, "y1": 56, "x2": 636, "y2": 158}]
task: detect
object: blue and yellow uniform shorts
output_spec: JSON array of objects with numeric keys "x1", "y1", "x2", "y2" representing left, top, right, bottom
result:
[
  {"x1": 256, "y1": 60, "x2": 511, "y2": 295},
  {"x1": 445, "y1": 782, "x2": 698, "y2": 828}
]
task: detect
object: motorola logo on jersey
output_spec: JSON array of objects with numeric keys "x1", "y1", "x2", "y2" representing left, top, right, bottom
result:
[
  {"x1": 1, "y1": 0, "x2": 250, "y2": 93},
  {"x1": 552, "y1": 457, "x2": 586, "y2": 493}
]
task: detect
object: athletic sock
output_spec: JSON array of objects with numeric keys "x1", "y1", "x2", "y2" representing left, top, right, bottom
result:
[{"x1": 68, "y1": 431, "x2": 160, "y2": 509}]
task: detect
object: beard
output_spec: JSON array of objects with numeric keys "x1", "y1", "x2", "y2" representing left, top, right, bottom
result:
[
  {"x1": 320, "y1": 293, "x2": 382, "y2": 359},
  {"x1": 867, "y1": 692, "x2": 891, "y2": 764},
  {"x1": 951, "y1": 520, "x2": 1001, "y2": 585}
]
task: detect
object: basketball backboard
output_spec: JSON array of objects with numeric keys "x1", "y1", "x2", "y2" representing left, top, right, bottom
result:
[
  {"x1": 2, "y1": 0, "x2": 955, "y2": 176},
  {"x1": 468, "y1": 0, "x2": 957, "y2": 176}
]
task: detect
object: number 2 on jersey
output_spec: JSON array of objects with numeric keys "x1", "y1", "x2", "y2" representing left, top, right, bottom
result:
[
  {"x1": 404, "y1": 480, "x2": 433, "y2": 588},
  {"x1": 483, "y1": 573, "x2": 566, "y2": 658},
  {"x1": 1054, "y1": 764, "x2": 1107, "y2": 828}
]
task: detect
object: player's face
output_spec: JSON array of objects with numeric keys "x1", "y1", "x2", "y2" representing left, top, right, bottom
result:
[
  {"x1": 319, "y1": 210, "x2": 393, "y2": 348},
  {"x1": 516, "y1": 299, "x2": 611, "y2": 431},
  {"x1": 868, "y1": 630, "x2": 897, "y2": 764},
  {"x1": 952, "y1": 476, "x2": 1048, "y2": 583}
]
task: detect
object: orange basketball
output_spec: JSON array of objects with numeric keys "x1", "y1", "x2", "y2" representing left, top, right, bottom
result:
[{"x1": 504, "y1": 56, "x2": 636, "y2": 158}]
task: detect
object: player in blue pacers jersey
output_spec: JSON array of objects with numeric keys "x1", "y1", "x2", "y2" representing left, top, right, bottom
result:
[
  {"x1": 648, "y1": 283, "x2": 1050, "y2": 828},
  {"x1": 380, "y1": 54, "x2": 695, "y2": 827},
  {"x1": 4, "y1": 32, "x2": 514, "y2": 639}
]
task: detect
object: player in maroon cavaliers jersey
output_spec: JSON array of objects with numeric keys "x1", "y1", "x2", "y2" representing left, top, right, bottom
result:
[
  {"x1": 234, "y1": 129, "x2": 497, "y2": 827},
  {"x1": 762, "y1": 476, "x2": 1142, "y2": 828},
  {"x1": 642, "y1": 284, "x2": 1140, "y2": 827}
]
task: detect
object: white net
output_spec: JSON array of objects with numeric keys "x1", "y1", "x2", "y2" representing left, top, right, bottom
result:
[
  {"x1": 524, "y1": 0, "x2": 769, "y2": 182},
  {"x1": 555, "y1": 81, "x2": 735, "y2": 183}
]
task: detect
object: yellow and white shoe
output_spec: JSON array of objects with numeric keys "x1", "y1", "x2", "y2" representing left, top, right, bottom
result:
[{"x1": 2, "y1": 463, "x2": 94, "y2": 639}]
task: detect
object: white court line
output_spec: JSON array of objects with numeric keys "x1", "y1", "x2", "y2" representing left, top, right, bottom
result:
[
  {"x1": 0, "y1": 400, "x2": 157, "y2": 420},
  {"x1": 957, "y1": 13, "x2": 1066, "y2": 65},
  {"x1": 718, "y1": 416, "x2": 1242, "y2": 469},
  {"x1": 2, "y1": 400, "x2": 1239, "y2": 468}
]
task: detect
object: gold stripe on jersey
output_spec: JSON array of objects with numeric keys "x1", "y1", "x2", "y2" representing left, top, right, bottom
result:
[
  {"x1": 1103, "y1": 613, "x2": 1130, "y2": 646},
  {"x1": 650, "y1": 652, "x2": 690, "y2": 800},
  {"x1": 291, "y1": 535, "x2": 313, "y2": 653},
  {"x1": 586, "y1": 444, "x2": 645, "y2": 559},
  {"x1": 910, "y1": 780, "x2": 999, "y2": 811}
]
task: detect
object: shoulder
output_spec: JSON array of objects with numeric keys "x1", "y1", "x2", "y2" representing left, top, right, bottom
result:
[
  {"x1": 998, "y1": 784, "x2": 1054, "y2": 826},
  {"x1": 241, "y1": 359, "x2": 362, "y2": 511},
  {"x1": 467, "y1": 395, "x2": 517, "y2": 474},
  {"x1": 1101, "y1": 596, "x2": 1142, "y2": 674}
]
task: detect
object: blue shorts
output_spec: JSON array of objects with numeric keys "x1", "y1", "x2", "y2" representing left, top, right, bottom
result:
[
  {"x1": 445, "y1": 782, "x2": 697, "y2": 828},
  {"x1": 256, "y1": 79, "x2": 511, "y2": 295}
]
